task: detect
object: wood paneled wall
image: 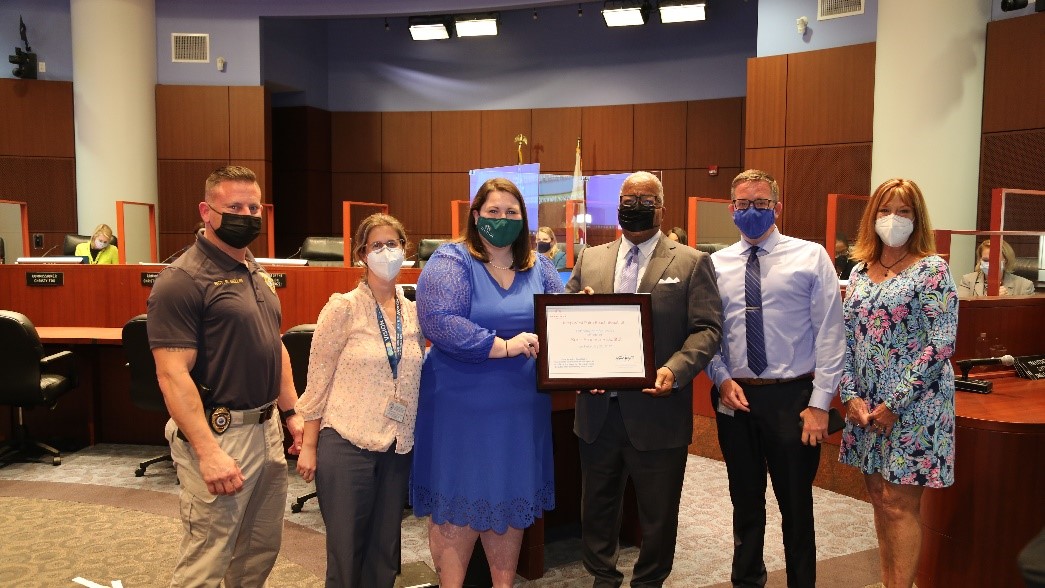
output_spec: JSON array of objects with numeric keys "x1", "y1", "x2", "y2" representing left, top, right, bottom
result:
[
  {"x1": 745, "y1": 43, "x2": 876, "y2": 245},
  {"x1": 155, "y1": 85, "x2": 272, "y2": 260},
  {"x1": 0, "y1": 79, "x2": 77, "y2": 255},
  {"x1": 977, "y1": 13, "x2": 1045, "y2": 229},
  {"x1": 275, "y1": 97, "x2": 745, "y2": 253}
]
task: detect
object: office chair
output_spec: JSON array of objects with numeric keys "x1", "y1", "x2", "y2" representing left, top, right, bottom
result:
[
  {"x1": 122, "y1": 314, "x2": 174, "y2": 477},
  {"x1": 282, "y1": 323, "x2": 317, "y2": 513},
  {"x1": 0, "y1": 236, "x2": 5, "y2": 264},
  {"x1": 417, "y1": 238, "x2": 449, "y2": 269},
  {"x1": 299, "y1": 236, "x2": 344, "y2": 267},
  {"x1": 63, "y1": 233, "x2": 118, "y2": 256},
  {"x1": 0, "y1": 310, "x2": 79, "y2": 466}
]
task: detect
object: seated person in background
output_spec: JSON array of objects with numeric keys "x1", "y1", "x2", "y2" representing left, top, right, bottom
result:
[
  {"x1": 536, "y1": 225, "x2": 566, "y2": 270},
  {"x1": 834, "y1": 235, "x2": 857, "y2": 280},
  {"x1": 666, "y1": 226, "x2": 688, "y2": 245},
  {"x1": 957, "y1": 240, "x2": 1035, "y2": 297},
  {"x1": 75, "y1": 223, "x2": 119, "y2": 264}
]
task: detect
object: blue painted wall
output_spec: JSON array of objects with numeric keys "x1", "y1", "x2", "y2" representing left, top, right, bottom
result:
[
  {"x1": 261, "y1": 18, "x2": 329, "y2": 109},
  {"x1": 756, "y1": 0, "x2": 878, "y2": 57},
  {"x1": 0, "y1": 0, "x2": 72, "y2": 81}
]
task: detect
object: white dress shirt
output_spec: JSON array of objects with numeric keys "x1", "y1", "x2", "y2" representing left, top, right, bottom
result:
[{"x1": 706, "y1": 229, "x2": 845, "y2": 410}]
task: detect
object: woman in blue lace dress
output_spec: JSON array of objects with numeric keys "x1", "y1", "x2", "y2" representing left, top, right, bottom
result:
[
  {"x1": 839, "y1": 178, "x2": 958, "y2": 588},
  {"x1": 412, "y1": 177, "x2": 564, "y2": 587}
]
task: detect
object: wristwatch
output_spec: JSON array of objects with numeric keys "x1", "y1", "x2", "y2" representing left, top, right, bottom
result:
[{"x1": 280, "y1": 407, "x2": 297, "y2": 419}]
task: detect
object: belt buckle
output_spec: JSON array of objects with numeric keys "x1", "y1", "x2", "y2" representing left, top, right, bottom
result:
[{"x1": 208, "y1": 406, "x2": 231, "y2": 434}]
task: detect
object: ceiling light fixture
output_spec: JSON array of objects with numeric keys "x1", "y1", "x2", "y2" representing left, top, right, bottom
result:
[
  {"x1": 454, "y1": 13, "x2": 499, "y2": 37},
  {"x1": 658, "y1": 1, "x2": 706, "y2": 23},
  {"x1": 408, "y1": 16, "x2": 452, "y2": 41},
  {"x1": 601, "y1": 0, "x2": 651, "y2": 27}
]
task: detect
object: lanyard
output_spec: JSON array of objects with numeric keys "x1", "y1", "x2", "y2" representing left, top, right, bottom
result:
[{"x1": 375, "y1": 294, "x2": 403, "y2": 381}]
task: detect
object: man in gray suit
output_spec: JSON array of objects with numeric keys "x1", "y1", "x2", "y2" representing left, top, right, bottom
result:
[{"x1": 565, "y1": 171, "x2": 723, "y2": 587}]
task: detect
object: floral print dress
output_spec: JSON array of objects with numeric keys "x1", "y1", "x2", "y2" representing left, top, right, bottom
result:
[{"x1": 838, "y1": 255, "x2": 958, "y2": 487}]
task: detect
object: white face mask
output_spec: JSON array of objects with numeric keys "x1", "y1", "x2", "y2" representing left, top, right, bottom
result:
[
  {"x1": 980, "y1": 261, "x2": 1004, "y2": 275},
  {"x1": 366, "y1": 247, "x2": 405, "y2": 282},
  {"x1": 875, "y1": 214, "x2": 914, "y2": 248},
  {"x1": 93, "y1": 239, "x2": 109, "y2": 249}
]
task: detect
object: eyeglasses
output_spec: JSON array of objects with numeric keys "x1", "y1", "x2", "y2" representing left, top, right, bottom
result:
[
  {"x1": 620, "y1": 194, "x2": 660, "y2": 209},
  {"x1": 367, "y1": 238, "x2": 405, "y2": 253},
  {"x1": 731, "y1": 198, "x2": 775, "y2": 211}
]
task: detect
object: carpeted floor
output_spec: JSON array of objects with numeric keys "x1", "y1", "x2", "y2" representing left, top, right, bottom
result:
[{"x1": 0, "y1": 444, "x2": 882, "y2": 587}]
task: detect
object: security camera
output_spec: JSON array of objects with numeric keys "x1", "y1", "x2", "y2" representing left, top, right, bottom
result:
[{"x1": 8, "y1": 46, "x2": 38, "y2": 79}]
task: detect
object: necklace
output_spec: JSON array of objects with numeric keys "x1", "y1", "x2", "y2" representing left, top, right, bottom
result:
[
  {"x1": 487, "y1": 260, "x2": 514, "y2": 271},
  {"x1": 878, "y1": 252, "x2": 909, "y2": 272}
]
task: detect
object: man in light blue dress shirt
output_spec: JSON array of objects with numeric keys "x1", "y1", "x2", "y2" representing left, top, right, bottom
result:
[{"x1": 706, "y1": 169, "x2": 844, "y2": 588}]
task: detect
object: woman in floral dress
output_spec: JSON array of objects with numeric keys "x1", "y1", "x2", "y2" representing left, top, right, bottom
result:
[{"x1": 839, "y1": 178, "x2": 958, "y2": 588}]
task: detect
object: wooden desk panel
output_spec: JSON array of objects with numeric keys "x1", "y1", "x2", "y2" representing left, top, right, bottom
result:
[
  {"x1": 918, "y1": 376, "x2": 1045, "y2": 588},
  {"x1": 0, "y1": 264, "x2": 422, "y2": 330}
]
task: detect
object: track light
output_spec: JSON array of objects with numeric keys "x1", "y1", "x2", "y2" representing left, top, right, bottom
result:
[
  {"x1": 384, "y1": 18, "x2": 390, "y2": 31},
  {"x1": 454, "y1": 13, "x2": 499, "y2": 37},
  {"x1": 408, "y1": 16, "x2": 452, "y2": 41},
  {"x1": 658, "y1": 1, "x2": 706, "y2": 23},
  {"x1": 601, "y1": 0, "x2": 651, "y2": 27},
  {"x1": 578, "y1": 4, "x2": 584, "y2": 17}
]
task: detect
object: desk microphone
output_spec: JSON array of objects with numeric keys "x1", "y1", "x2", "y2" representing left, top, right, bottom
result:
[
  {"x1": 160, "y1": 243, "x2": 193, "y2": 264},
  {"x1": 955, "y1": 354, "x2": 1014, "y2": 394},
  {"x1": 40, "y1": 245, "x2": 58, "y2": 257},
  {"x1": 285, "y1": 247, "x2": 302, "y2": 259}
]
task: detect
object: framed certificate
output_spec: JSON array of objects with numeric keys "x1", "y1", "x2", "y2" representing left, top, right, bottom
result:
[{"x1": 534, "y1": 293, "x2": 656, "y2": 390}]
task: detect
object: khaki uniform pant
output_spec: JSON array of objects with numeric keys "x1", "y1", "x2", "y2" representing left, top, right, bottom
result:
[{"x1": 165, "y1": 415, "x2": 288, "y2": 588}]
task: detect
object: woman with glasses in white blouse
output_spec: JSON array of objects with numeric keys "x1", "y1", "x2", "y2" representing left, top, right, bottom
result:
[{"x1": 295, "y1": 213, "x2": 427, "y2": 588}]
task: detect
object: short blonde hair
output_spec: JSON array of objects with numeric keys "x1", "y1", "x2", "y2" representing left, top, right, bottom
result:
[
  {"x1": 731, "y1": 170, "x2": 780, "y2": 202},
  {"x1": 205, "y1": 165, "x2": 260, "y2": 201},
  {"x1": 91, "y1": 224, "x2": 114, "y2": 243},
  {"x1": 975, "y1": 239, "x2": 1016, "y2": 272},
  {"x1": 851, "y1": 178, "x2": 936, "y2": 265}
]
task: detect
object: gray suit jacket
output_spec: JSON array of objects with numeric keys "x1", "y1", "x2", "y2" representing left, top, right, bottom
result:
[{"x1": 565, "y1": 237, "x2": 723, "y2": 450}]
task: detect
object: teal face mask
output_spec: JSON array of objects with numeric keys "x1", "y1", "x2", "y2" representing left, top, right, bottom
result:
[{"x1": 476, "y1": 217, "x2": 523, "y2": 248}]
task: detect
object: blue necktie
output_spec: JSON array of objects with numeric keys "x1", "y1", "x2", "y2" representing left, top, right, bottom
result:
[
  {"x1": 619, "y1": 245, "x2": 639, "y2": 294},
  {"x1": 745, "y1": 246, "x2": 768, "y2": 375}
]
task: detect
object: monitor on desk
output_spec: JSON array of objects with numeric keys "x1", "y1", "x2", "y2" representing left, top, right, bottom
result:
[
  {"x1": 16, "y1": 256, "x2": 89, "y2": 264},
  {"x1": 255, "y1": 258, "x2": 309, "y2": 266}
]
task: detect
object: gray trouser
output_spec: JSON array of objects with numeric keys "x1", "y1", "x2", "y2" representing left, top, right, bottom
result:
[
  {"x1": 315, "y1": 427, "x2": 411, "y2": 588},
  {"x1": 166, "y1": 415, "x2": 288, "y2": 588}
]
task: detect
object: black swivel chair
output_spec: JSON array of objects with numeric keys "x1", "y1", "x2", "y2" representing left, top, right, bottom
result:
[
  {"x1": 299, "y1": 236, "x2": 345, "y2": 267},
  {"x1": 0, "y1": 236, "x2": 5, "y2": 264},
  {"x1": 122, "y1": 314, "x2": 174, "y2": 477},
  {"x1": 63, "y1": 234, "x2": 118, "y2": 256},
  {"x1": 0, "y1": 310, "x2": 79, "y2": 466},
  {"x1": 282, "y1": 323, "x2": 317, "y2": 513},
  {"x1": 417, "y1": 238, "x2": 449, "y2": 269}
]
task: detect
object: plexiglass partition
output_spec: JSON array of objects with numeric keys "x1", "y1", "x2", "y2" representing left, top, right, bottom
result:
[
  {"x1": 0, "y1": 199, "x2": 29, "y2": 262},
  {"x1": 115, "y1": 200, "x2": 157, "y2": 264},
  {"x1": 342, "y1": 201, "x2": 389, "y2": 266}
]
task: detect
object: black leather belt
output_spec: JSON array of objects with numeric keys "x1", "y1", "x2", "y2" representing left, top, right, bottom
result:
[{"x1": 733, "y1": 373, "x2": 814, "y2": 386}]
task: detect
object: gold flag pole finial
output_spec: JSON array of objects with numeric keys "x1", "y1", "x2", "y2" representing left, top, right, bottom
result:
[{"x1": 514, "y1": 134, "x2": 528, "y2": 165}]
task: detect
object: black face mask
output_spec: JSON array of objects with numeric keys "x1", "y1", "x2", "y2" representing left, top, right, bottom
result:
[
  {"x1": 618, "y1": 206, "x2": 657, "y2": 233},
  {"x1": 212, "y1": 210, "x2": 262, "y2": 249},
  {"x1": 537, "y1": 241, "x2": 552, "y2": 253}
]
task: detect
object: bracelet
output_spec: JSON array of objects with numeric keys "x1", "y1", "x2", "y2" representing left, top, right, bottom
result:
[
  {"x1": 505, "y1": 339, "x2": 509, "y2": 357},
  {"x1": 280, "y1": 407, "x2": 297, "y2": 419}
]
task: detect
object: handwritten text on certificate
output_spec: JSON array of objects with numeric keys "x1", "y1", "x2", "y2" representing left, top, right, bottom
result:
[{"x1": 545, "y1": 304, "x2": 646, "y2": 379}]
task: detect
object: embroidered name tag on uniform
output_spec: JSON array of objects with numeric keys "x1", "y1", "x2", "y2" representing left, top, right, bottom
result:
[{"x1": 384, "y1": 399, "x2": 407, "y2": 423}]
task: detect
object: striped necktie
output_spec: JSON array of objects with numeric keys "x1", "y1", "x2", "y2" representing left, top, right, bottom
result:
[
  {"x1": 619, "y1": 245, "x2": 639, "y2": 294},
  {"x1": 745, "y1": 246, "x2": 768, "y2": 375}
]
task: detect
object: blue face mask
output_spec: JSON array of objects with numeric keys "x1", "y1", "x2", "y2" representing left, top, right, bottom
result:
[{"x1": 733, "y1": 207, "x2": 775, "y2": 240}]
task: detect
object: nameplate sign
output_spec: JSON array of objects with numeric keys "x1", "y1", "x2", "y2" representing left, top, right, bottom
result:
[
  {"x1": 26, "y1": 272, "x2": 64, "y2": 286},
  {"x1": 140, "y1": 272, "x2": 160, "y2": 286},
  {"x1": 1014, "y1": 355, "x2": 1045, "y2": 380},
  {"x1": 271, "y1": 273, "x2": 287, "y2": 288}
]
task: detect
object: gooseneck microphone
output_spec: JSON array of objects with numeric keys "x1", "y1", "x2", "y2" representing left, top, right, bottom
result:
[
  {"x1": 955, "y1": 354, "x2": 1015, "y2": 394},
  {"x1": 39, "y1": 245, "x2": 58, "y2": 257},
  {"x1": 160, "y1": 242, "x2": 193, "y2": 264}
]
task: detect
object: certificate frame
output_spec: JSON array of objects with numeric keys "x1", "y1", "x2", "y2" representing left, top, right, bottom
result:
[{"x1": 534, "y1": 293, "x2": 656, "y2": 390}]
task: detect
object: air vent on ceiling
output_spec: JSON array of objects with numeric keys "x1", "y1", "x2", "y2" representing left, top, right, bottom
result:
[
  {"x1": 171, "y1": 33, "x2": 209, "y2": 63},
  {"x1": 818, "y1": 0, "x2": 864, "y2": 20}
]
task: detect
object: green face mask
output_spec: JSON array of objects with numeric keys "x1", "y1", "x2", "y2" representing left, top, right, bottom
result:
[{"x1": 476, "y1": 217, "x2": 523, "y2": 248}]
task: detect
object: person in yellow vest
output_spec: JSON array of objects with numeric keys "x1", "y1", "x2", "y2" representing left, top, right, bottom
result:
[{"x1": 75, "y1": 224, "x2": 119, "y2": 264}]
